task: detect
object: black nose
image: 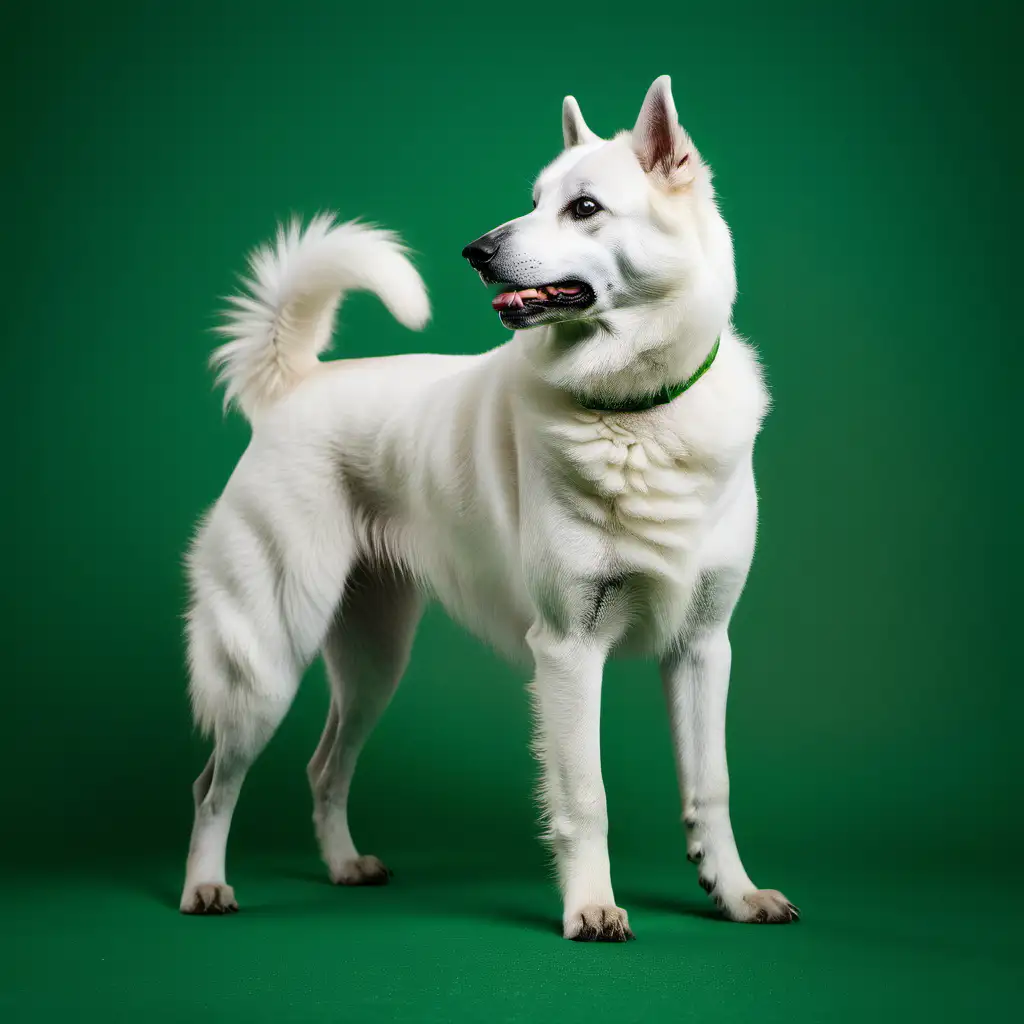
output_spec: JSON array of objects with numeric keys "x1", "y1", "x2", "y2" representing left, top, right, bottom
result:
[{"x1": 462, "y1": 230, "x2": 503, "y2": 270}]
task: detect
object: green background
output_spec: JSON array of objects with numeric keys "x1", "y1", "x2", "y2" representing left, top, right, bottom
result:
[{"x1": 2, "y1": 1, "x2": 1021, "y2": 1020}]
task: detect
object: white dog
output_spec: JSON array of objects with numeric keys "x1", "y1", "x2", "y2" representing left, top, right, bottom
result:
[{"x1": 180, "y1": 75, "x2": 798, "y2": 940}]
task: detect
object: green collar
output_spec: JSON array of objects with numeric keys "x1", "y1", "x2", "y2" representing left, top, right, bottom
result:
[{"x1": 576, "y1": 337, "x2": 721, "y2": 414}]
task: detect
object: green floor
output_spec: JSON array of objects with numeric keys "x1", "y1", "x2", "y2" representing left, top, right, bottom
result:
[{"x1": 4, "y1": 852, "x2": 1018, "y2": 1022}]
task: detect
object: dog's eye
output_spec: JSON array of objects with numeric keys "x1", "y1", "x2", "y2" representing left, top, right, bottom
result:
[{"x1": 571, "y1": 196, "x2": 602, "y2": 219}]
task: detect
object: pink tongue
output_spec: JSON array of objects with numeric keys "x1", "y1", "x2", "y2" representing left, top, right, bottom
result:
[
  {"x1": 492, "y1": 285, "x2": 582, "y2": 310},
  {"x1": 492, "y1": 287, "x2": 543, "y2": 310}
]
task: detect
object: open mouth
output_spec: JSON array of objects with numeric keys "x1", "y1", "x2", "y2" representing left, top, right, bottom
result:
[{"x1": 490, "y1": 280, "x2": 596, "y2": 324}]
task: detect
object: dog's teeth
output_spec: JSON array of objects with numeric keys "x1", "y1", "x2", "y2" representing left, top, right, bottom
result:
[{"x1": 491, "y1": 283, "x2": 586, "y2": 312}]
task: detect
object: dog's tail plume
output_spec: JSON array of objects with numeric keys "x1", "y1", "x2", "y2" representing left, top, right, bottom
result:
[{"x1": 211, "y1": 214, "x2": 430, "y2": 421}]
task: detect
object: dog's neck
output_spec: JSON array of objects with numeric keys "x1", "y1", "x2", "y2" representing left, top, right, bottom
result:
[
  {"x1": 574, "y1": 337, "x2": 720, "y2": 413},
  {"x1": 518, "y1": 303, "x2": 728, "y2": 411}
]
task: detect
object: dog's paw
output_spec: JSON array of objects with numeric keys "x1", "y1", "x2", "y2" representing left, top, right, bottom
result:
[
  {"x1": 180, "y1": 882, "x2": 239, "y2": 915},
  {"x1": 564, "y1": 904, "x2": 635, "y2": 942},
  {"x1": 331, "y1": 855, "x2": 391, "y2": 886},
  {"x1": 716, "y1": 887, "x2": 800, "y2": 924}
]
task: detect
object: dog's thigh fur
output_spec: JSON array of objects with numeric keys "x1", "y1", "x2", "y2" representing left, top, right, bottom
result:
[{"x1": 307, "y1": 562, "x2": 423, "y2": 884}]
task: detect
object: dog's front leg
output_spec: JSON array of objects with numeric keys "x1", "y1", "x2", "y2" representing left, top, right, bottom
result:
[
  {"x1": 527, "y1": 620, "x2": 633, "y2": 941},
  {"x1": 661, "y1": 626, "x2": 799, "y2": 923}
]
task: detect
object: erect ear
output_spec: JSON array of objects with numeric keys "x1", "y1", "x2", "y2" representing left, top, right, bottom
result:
[
  {"x1": 562, "y1": 95, "x2": 600, "y2": 149},
  {"x1": 631, "y1": 75, "x2": 698, "y2": 184}
]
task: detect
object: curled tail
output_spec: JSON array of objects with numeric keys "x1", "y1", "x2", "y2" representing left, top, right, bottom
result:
[{"x1": 211, "y1": 213, "x2": 430, "y2": 421}]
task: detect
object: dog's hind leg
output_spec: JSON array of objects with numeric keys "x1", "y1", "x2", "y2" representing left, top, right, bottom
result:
[
  {"x1": 180, "y1": 491, "x2": 356, "y2": 914},
  {"x1": 180, "y1": 694, "x2": 287, "y2": 915},
  {"x1": 307, "y1": 562, "x2": 423, "y2": 885}
]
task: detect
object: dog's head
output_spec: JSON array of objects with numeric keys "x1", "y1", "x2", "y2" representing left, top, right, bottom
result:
[{"x1": 463, "y1": 77, "x2": 735, "y2": 348}]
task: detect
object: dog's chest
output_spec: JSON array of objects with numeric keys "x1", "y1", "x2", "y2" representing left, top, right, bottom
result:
[{"x1": 549, "y1": 412, "x2": 722, "y2": 555}]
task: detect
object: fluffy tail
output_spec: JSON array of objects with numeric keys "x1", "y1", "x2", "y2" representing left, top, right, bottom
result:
[{"x1": 211, "y1": 213, "x2": 430, "y2": 421}]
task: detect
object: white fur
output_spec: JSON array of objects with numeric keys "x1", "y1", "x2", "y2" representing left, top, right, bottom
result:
[
  {"x1": 211, "y1": 215, "x2": 429, "y2": 420},
  {"x1": 180, "y1": 76, "x2": 798, "y2": 936}
]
